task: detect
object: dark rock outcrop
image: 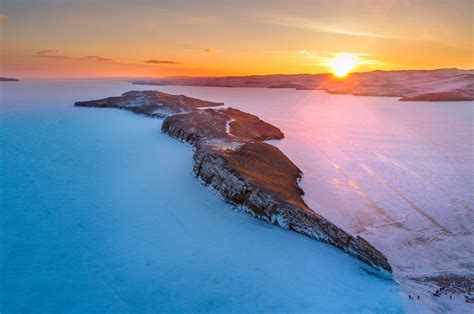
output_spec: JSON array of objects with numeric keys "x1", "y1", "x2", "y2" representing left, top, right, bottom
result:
[
  {"x1": 0, "y1": 77, "x2": 20, "y2": 82},
  {"x1": 75, "y1": 90, "x2": 392, "y2": 273}
]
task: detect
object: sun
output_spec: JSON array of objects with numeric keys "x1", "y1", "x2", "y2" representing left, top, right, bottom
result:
[{"x1": 327, "y1": 53, "x2": 359, "y2": 77}]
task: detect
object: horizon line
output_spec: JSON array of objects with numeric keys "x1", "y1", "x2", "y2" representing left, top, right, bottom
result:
[{"x1": 3, "y1": 67, "x2": 472, "y2": 80}]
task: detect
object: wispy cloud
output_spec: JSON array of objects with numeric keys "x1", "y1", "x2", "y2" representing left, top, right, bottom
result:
[
  {"x1": 203, "y1": 48, "x2": 222, "y2": 54},
  {"x1": 0, "y1": 14, "x2": 8, "y2": 21},
  {"x1": 144, "y1": 59, "x2": 182, "y2": 65},
  {"x1": 36, "y1": 49, "x2": 63, "y2": 55},
  {"x1": 33, "y1": 54, "x2": 70, "y2": 60},
  {"x1": 86, "y1": 56, "x2": 115, "y2": 62},
  {"x1": 33, "y1": 52, "x2": 117, "y2": 63},
  {"x1": 31, "y1": 52, "x2": 185, "y2": 68},
  {"x1": 257, "y1": 14, "x2": 407, "y2": 40}
]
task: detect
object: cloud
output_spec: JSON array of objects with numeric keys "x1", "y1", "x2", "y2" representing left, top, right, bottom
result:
[
  {"x1": 203, "y1": 48, "x2": 223, "y2": 54},
  {"x1": 35, "y1": 49, "x2": 68, "y2": 59},
  {"x1": 144, "y1": 59, "x2": 182, "y2": 65},
  {"x1": 0, "y1": 14, "x2": 8, "y2": 21},
  {"x1": 34, "y1": 55, "x2": 69, "y2": 59},
  {"x1": 258, "y1": 14, "x2": 407, "y2": 40},
  {"x1": 36, "y1": 49, "x2": 63, "y2": 55},
  {"x1": 33, "y1": 52, "x2": 117, "y2": 62},
  {"x1": 86, "y1": 56, "x2": 115, "y2": 62}
]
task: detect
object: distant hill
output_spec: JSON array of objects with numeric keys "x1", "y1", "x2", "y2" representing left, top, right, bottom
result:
[
  {"x1": 133, "y1": 69, "x2": 474, "y2": 102},
  {"x1": 0, "y1": 77, "x2": 20, "y2": 82}
]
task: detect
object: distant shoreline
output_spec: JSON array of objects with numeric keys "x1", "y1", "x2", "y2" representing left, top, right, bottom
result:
[
  {"x1": 132, "y1": 68, "x2": 474, "y2": 102},
  {"x1": 0, "y1": 77, "x2": 20, "y2": 82}
]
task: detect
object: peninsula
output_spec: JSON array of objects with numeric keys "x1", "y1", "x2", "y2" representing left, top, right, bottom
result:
[{"x1": 75, "y1": 90, "x2": 392, "y2": 273}]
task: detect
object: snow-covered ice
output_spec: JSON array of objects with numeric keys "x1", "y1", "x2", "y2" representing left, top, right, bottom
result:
[
  {"x1": 0, "y1": 80, "x2": 403, "y2": 313},
  {"x1": 149, "y1": 85, "x2": 473, "y2": 312}
]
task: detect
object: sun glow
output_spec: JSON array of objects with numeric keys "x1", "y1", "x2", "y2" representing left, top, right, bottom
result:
[{"x1": 327, "y1": 53, "x2": 359, "y2": 77}]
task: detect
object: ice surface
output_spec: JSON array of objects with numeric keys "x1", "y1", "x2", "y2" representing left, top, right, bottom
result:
[
  {"x1": 0, "y1": 80, "x2": 402, "y2": 313},
  {"x1": 146, "y1": 85, "x2": 474, "y2": 312}
]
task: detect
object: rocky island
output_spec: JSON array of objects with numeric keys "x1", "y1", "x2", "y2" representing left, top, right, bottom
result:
[
  {"x1": 75, "y1": 90, "x2": 392, "y2": 273},
  {"x1": 133, "y1": 68, "x2": 474, "y2": 102},
  {"x1": 0, "y1": 77, "x2": 20, "y2": 82}
]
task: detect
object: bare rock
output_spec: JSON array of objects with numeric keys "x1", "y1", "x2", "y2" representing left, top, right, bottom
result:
[{"x1": 75, "y1": 90, "x2": 223, "y2": 118}]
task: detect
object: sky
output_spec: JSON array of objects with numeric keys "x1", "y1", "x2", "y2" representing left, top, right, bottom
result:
[{"x1": 0, "y1": 0, "x2": 472, "y2": 78}]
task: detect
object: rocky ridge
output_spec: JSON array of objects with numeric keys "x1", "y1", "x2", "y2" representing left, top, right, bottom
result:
[{"x1": 75, "y1": 90, "x2": 392, "y2": 273}]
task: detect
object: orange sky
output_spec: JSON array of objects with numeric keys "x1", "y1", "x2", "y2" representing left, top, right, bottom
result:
[{"x1": 1, "y1": 0, "x2": 472, "y2": 78}]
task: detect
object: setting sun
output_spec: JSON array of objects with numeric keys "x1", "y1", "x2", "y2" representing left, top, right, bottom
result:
[{"x1": 327, "y1": 53, "x2": 359, "y2": 77}]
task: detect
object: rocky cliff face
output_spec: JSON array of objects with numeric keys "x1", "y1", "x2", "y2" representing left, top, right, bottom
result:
[
  {"x1": 75, "y1": 90, "x2": 392, "y2": 273},
  {"x1": 192, "y1": 144, "x2": 392, "y2": 271}
]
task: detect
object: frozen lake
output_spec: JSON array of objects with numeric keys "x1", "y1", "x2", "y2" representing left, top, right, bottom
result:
[
  {"x1": 151, "y1": 84, "x2": 473, "y2": 311},
  {"x1": 0, "y1": 80, "x2": 403, "y2": 313}
]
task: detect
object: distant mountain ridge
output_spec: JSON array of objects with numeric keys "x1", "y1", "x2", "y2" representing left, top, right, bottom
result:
[{"x1": 133, "y1": 68, "x2": 474, "y2": 102}]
